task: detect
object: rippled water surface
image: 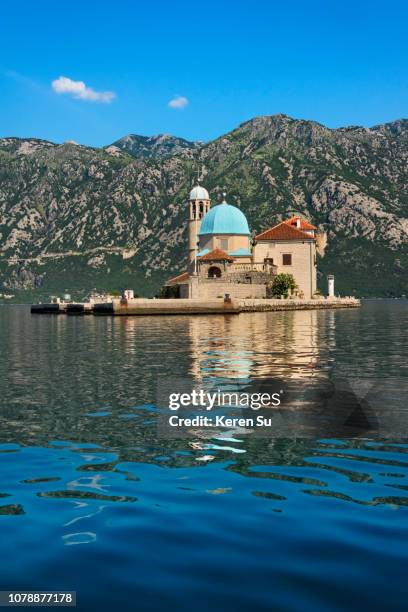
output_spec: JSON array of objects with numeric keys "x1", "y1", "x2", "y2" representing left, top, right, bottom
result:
[{"x1": 0, "y1": 301, "x2": 407, "y2": 611}]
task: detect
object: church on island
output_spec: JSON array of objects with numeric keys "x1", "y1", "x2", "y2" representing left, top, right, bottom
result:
[{"x1": 165, "y1": 183, "x2": 319, "y2": 300}]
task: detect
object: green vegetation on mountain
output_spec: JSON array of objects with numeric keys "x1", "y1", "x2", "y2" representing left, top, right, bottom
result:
[{"x1": 0, "y1": 114, "x2": 407, "y2": 301}]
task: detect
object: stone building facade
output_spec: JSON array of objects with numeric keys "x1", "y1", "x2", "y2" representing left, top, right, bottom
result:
[{"x1": 165, "y1": 184, "x2": 318, "y2": 300}]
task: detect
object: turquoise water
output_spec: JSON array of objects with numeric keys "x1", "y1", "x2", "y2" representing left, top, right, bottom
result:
[{"x1": 0, "y1": 302, "x2": 407, "y2": 611}]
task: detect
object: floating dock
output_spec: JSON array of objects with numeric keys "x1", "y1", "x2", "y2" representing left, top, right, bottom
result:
[
  {"x1": 66, "y1": 303, "x2": 93, "y2": 315},
  {"x1": 30, "y1": 303, "x2": 63, "y2": 314},
  {"x1": 31, "y1": 296, "x2": 360, "y2": 316},
  {"x1": 30, "y1": 302, "x2": 93, "y2": 315}
]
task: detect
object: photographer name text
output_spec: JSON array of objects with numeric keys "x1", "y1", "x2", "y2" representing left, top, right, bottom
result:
[{"x1": 168, "y1": 415, "x2": 275, "y2": 427}]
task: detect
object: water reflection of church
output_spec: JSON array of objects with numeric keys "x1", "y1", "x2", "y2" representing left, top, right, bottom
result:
[
  {"x1": 166, "y1": 183, "x2": 318, "y2": 300},
  {"x1": 185, "y1": 311, "x2": 375, "y2": 439},
  {"x1": 187, "y1": 310, "x2": 323, "y2": 384}
]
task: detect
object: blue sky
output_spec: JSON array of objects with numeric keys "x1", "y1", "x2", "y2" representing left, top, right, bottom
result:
[{"x1": 1, "y1": 0, "x2": 407, "y2": 146}]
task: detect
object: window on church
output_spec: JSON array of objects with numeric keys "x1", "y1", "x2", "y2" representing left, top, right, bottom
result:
[
  {"x1": 282, "y1": 254, "x2": 292, "y2": 266},
  {"x1": 219, "y1": 238, "x2": 228, "y2": 251},
  {"x1": 263, "y1": 257, "x2": 274, "y2": 270}
]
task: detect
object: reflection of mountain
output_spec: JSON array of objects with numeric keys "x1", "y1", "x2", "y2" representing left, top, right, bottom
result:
[
  {"x1": 0, "y1": 304, "x2": 407, "y2": 454},
  {"x1": 0, "y1": 308, "x2": 331, "y2": 453}
]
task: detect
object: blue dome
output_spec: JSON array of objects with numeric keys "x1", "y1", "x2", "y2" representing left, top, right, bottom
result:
[{"x1": 198, "y1": 202, "x2": 250, "y2": 236}]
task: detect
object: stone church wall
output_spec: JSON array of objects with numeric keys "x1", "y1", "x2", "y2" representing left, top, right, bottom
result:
[{"x1": 187, "y1": 280, "x2": 266, "y2": 300}]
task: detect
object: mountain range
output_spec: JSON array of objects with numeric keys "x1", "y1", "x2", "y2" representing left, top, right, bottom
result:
[{"x1": 0, "y1": 114, "x2": 407, "y2": 301}]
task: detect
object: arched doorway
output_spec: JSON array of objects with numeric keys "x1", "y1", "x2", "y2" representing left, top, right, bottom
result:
[{"x1": 208, "y1": 266, "x2": 222, "y2": 278}]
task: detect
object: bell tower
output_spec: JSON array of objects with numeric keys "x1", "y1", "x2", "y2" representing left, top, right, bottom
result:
[{"x1": 188, "y1": 183, "x2": 211, "y2": 268}]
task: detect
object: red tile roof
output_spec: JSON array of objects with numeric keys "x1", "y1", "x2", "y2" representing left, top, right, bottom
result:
[
  {"x1": 198, "y1": 248, "x2": 234, "y2": 262},
  {"x1": 285, "y1": 216, "x2": 317, "y2": 231},
  {"x1": 166, "y1": 271, "x2": 189, "y2": 285},
  {"x1": 256, "y1": 222, "x2": 315, "y2": 241}
]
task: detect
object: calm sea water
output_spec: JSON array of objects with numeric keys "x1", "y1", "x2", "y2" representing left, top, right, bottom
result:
[{"x1": 0, "y1": 301, "x2": 407, "y2": 611}]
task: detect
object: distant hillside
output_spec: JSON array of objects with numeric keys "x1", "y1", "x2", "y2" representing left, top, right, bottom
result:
[
  {"x1": 110, "y1": 133, "x2": 202, "y2": 158},
  {"x1": 0, "y1": 114, "x2": 407, "y2": 302}
]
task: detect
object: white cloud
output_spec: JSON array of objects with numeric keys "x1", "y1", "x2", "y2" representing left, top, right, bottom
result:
[
  {"x1": 168, "y1": 95, "x2": 189, "y2": 109},
  {"x1": 51, "y1": 76, "x2": 116, "y2": 103}
]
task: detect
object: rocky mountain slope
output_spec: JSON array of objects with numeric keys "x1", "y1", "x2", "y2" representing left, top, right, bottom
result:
[
  {"x1": 110, "y1": 133, "x2": 201, "y2": 158},
  {"x1": 0, "y1": 114, "x2": 407, "y2": 301}
]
